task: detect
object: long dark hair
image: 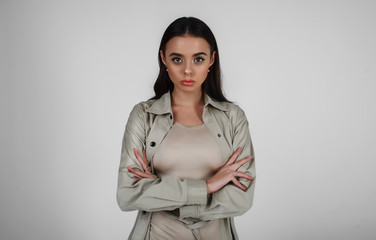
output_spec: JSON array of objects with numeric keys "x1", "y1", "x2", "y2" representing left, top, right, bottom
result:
[{"x1": 151, "y1": 17, "x2": 230, "y2": 102}]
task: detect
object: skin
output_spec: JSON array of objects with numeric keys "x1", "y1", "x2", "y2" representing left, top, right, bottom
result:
[
  {"x1": 161, "y1": 35, "x2": 215, "y2": 126},
  {"x1": 128, "y1": 35, "x2": 253, "y2": 194}
]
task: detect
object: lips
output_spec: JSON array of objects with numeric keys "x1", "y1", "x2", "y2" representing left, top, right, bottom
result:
[{"x1": 181, "y1": 80, "x2": 195, "y2": 86}]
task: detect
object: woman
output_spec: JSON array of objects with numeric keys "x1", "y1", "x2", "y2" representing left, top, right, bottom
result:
[{"x1": 117, "y1": 17, "x2": 255, "y2": 240}]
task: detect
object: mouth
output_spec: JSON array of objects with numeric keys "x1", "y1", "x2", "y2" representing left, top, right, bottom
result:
[{"x1": 181, "y1": 80, "x2": 195, "y2": 86}]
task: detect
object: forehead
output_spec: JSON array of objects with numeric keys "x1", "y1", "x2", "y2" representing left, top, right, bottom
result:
[{"x1": 165, "y1": 35, "x2": 211, "y2": 54}]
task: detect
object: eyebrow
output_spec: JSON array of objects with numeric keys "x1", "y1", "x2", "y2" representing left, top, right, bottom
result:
[{"x1": 168, "y1": 52, "x2": 208, "y2": 57}]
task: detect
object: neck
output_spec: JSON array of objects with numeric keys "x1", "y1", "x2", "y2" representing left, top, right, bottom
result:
[{"x1": 171, "y1": 89, "x2": 204, "y2": 107}]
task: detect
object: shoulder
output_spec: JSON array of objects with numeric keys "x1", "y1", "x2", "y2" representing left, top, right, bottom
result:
[
  {"x1": 205, "y1": 94, "x2": 246, "y2": 121},
  {"x1": 210, "y1": 101, "x2": 247, "y2": 122},
  {"x1": 126, "y1": 99, "x2": 157, "y2": 126},
  {"x1": 130, "y1": 99, "x2": 157, "y2": 114}
]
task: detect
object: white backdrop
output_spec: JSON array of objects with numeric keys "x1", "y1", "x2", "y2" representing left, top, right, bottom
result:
[{"x1": 1, "y1": 0, "x2": 376, "y2": 239}]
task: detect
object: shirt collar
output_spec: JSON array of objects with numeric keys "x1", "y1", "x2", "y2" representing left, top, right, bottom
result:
[{"x1": 146, "y1": 91, "x2": 229, "y2": 114}]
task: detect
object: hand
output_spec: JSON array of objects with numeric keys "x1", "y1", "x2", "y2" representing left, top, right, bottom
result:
[
  {"x1": 206, "y1": 147, "x2": 253, "y2": 194},
  {"x1": 128, "y1": 148, "x2": 157, "y2": 181}
]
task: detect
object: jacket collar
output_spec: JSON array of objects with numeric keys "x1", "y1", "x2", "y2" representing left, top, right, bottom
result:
[{"x1": 146, "y1": 91, "x2": 229, "y2": 114}]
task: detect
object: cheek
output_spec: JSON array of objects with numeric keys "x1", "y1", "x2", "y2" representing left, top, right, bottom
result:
[
  {"x1": 197, "y1": 66, "x2": 209, "y2": 76},
  {"x1": 167, "y1": 64, "x2": 182, "y2": 73},
  {"x1": 166, "y1": 66, "x2": 182, "y2": 80}
]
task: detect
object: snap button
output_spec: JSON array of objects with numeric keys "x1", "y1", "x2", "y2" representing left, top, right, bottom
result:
[
  {"x1": 217, "y1": 134, "x2": 221, "y2": 137},
  {"x1": 150, "y1": 141, "x2": 156, "y2": 147}
]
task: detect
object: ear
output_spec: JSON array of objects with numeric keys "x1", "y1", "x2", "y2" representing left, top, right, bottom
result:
[
  {"x1": 160, "y1": 50, "x2": 167, "y2": 66},
  {"x1": 210, "y1": 51, "x2": 216, "y2": 67}
]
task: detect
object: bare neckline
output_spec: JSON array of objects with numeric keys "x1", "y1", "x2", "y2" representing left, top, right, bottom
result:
[{"x1": 174, "y1": 121, "x2": 205, "y2": 129}]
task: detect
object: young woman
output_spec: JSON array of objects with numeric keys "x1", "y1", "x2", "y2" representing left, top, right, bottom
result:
[{"x1": 117, "y1": 17, "x2": 255, "y2": 240}]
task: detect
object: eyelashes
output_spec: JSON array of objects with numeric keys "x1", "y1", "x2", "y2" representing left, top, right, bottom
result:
[
  {"x1": 172, "y1": 57, "x2": 183, "y2": 63},
  {"x1": 193, "y1": 57, "x2": 205, "y2": 63},
  {"x1": 171, "y1": 57, "x2": 205, "y2": 64}
]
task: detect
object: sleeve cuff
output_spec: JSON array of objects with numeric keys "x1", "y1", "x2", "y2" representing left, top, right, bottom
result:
[
  {"x1": 186, "y1": 179, "x2": 207, "y2": 204},
  {"x1": 179, "y1": 205, "x2": 198, "y2": 218}
]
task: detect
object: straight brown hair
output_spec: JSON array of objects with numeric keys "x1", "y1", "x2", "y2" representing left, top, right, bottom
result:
[{"x1": 151, "y1": 17, "x2": 230, "y2": 102}]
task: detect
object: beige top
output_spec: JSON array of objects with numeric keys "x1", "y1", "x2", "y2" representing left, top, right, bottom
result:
[
  {"x1": 150, "y1": 122, "x2": 223, "y2": 240},
  {"x1": 117, "y1": 92, "x2": 256, "y2": 240}
]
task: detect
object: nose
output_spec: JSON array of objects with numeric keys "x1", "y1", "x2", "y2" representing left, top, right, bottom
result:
[{"x1": 184, "y1": 62, "x2": 192, "y2": 75}]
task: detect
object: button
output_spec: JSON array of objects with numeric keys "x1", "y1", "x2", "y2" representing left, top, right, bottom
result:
[
  {"x1": 217, "y1": 134, "x2": 221, "y2": 137},
  {"x1": 150, "y1": 141, "x2": 156, "y2": 147},
  {"x1": 169, "y1": 114, "x2": 173, "y2": 119}
]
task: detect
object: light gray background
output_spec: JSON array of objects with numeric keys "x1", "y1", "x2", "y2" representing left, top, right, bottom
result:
[{"x1": 1, "y1": 0, "x2": 375, "y2": 239}]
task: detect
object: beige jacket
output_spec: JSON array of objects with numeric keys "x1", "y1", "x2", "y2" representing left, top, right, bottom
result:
[{"x1": 117, "y1": 91, "x2": 256, "y2": 240}]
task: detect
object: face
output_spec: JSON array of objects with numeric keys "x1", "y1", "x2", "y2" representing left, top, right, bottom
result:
[{"x1": 160, "y1": 35, "x2": 215, "y2": 95}]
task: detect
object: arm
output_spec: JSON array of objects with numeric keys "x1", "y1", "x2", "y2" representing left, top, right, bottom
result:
[
  {"x1": 179, "y1": 107, "x2": 256, "y2": 221},
  {"x1": 116, "y1": 104, "x2": 208, "y2": 212}
]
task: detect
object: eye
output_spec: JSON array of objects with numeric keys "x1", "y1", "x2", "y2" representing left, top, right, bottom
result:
[
  {"x1": 193, "y1": 57, "x2": 205, "y2": 63},
  {"x1": 172, "y1": 57, "x2": 183, "y2": 63}
]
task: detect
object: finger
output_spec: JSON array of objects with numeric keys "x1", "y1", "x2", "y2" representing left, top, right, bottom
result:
[
  {"x1": 234, "y1": 171, "x2": 254, "y2": 181},
  {"x1": 142, "y1": 149, "x2": 147, "y2": 162},
  {"x1": 141, "y1": 171, "x2": 157, "y2": 179},
  {"x1": 128, "y1": 166, "x2": 157, "y2": 179},
  {"x1": 147, "y1": 173, "x2": 158, "y2": 179},
  {"x1": 232, "y1": 155, "x2": 253, "y2": 170},
  {"x1": 225, "y1": 147, "x2": 242, "y2": 166},
  {"x1": 132, "y1": 177, "x2": 142, "y2": 181},
  {"x1": 133, "y1": 148, "x2": 148, "y2": 171},
  {"x1": 128, "y1": 166, "x2": 152, "y2": 178},
  {"x1": 232, "y1": 177, "x2": 246, "y2": 191},
  {"x1": 142, "y1": 149, "x2": 152, "y2": 173}
]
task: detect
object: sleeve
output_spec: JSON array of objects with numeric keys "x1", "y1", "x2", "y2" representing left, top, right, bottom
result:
[
  {"x1": 116, "y1": 103, "x2": 208, "y2": 212},
  {"x1": 178, "y1": 106, "x2": 256, "y2": 221}
]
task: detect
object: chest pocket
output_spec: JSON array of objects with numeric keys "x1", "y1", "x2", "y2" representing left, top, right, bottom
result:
[{"x1": 145, "y1": 114, "x2": 173, "y2": 165}]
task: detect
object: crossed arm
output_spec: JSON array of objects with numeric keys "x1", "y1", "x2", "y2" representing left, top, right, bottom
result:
[
  {"x1": 117, "y1": 104, "x2": 255, "y2": 220},
  {"x1": 128, "y1": 147, "x2": 253, "y2": 194}
]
